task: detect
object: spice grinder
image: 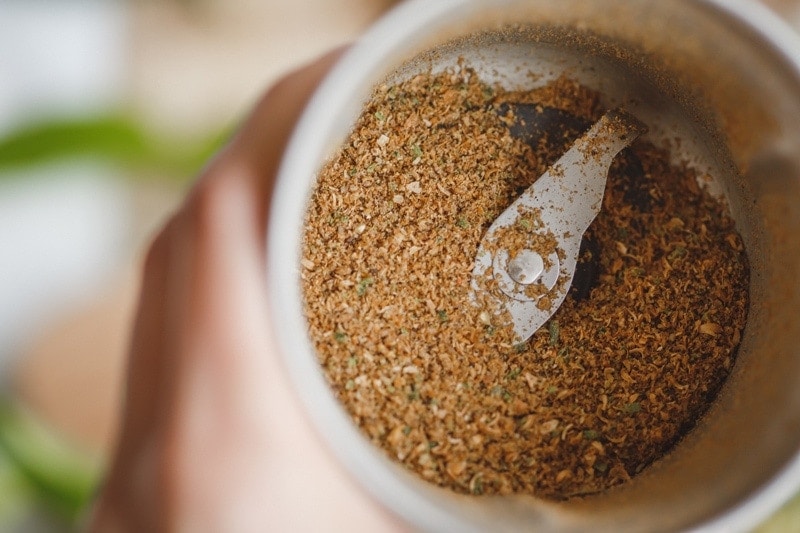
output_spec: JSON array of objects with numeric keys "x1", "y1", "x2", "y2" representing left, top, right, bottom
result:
[{"x1": 268, "y1": 0, "x2": 800, "y2": 531}]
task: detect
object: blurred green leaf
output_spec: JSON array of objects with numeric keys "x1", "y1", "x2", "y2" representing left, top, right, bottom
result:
[
  {"x1": 756, "y1": 491, "x2": 800, "y2": 532},
  {"x1": 0, "y1": 400, "x2": 101, "y2": 527},
  {"x1": 0, "y1": 113, "x2": 231, "y2": 180},
  {"x1": 0, "y1": 445, "x2": 35, "y2": 526}
]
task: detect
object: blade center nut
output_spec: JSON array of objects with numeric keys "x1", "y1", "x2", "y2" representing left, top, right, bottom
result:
[{"x1": 507, "y1": 249, "x2": 545, "y2": 285}]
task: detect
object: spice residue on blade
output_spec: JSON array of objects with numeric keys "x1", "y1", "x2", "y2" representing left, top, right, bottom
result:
[{"x1": 300, "y1": 67, "x2": 749, "y2": 499}]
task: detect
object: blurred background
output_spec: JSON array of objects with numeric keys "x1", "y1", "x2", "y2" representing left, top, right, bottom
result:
[{"x1": 0, "y1": 0, "x2": 797, "y2": 531}]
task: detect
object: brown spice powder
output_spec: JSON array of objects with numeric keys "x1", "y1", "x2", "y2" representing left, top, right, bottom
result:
[{"x1": 300, "y1": 67, "x2": 749, "y2": 499}]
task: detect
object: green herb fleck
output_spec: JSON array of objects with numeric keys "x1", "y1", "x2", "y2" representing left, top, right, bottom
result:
[
  {"x1": 456, "y1": 217, "x2": 469, "y2": 228},
  {"x1": 629, "y1": 267, "x2": 646, "y2": 277},
  {"x1": 345, "y1": 379, "x2": 355, "y2": 391},
  {"x1": 470, "y1": 474, "x2": 484, "y2": 495},
  {"x1": 624, "y1": 402, "x2": 641, "y2": 414},
  {"x1": 518, "y1": 218, "x2": 533, "y2": 231},
  {"x1": 669, "y1": 246, "x2": 687, "y2": 261},
  {"x1": 489, "y1": 385, "x2": 513, "y2": 402},
  {"x1": 549, "y1": 320, "x2": 560, "y2": 346},
  {"x1": 583, "y1": 430, "x2": 600, "y2": 440},
  {"x1": 328, "y1": 209, "x2": 349, "y2": 225},
  {"x1": 334, "y1": 331, "x2": 347, "y2": 343},
  {"x1": 347, "y1": 356, "x2": 358, "y2": 368},
  {"x1": 374, "y1": 111, "x2": 385, "y2": 121},
  {"x1": 411, "y1": 144, "x2": 423, "y2": 159},
  {"x1": 407, "y1": 388, "x2": 420, "y2": 401},
  {"x1": 506, "y1": 368, "x2": 521, "y2": 380},
  {"x1": 356, "y1": 277, "x2": 374, "y2": 296},
  {"x1": 437, "y1": 310, "x2": 449, "y2": 323},
  {"x1": 402, "y1": 425, "x2": 412, "y2": 435}
]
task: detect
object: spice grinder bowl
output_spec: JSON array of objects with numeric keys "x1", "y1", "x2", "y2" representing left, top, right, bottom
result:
[{"x1": 268, "y1": 0, "x2": 800, "y2": 531}]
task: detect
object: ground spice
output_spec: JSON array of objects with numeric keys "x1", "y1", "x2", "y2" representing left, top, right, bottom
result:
[{"x1": 300, "y1": 66, "x2": 749, "y2": 499}]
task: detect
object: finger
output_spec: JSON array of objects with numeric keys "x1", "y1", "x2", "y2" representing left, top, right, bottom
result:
[
  {"x1": 152, "y1": 49, "x2": 344, "y2": 431},
  {"x1": 203, "y1": 46, "x2": 347, "y2": 241},
  {"x1": 162, "y1": 47, "x2": 345, "y2": 380},
  {"x1": 122, "y1": 220, "x2": 176, "y2": 440},
  {"x1": 93, "y1": 218, "x2": 176, "y2": 529}
]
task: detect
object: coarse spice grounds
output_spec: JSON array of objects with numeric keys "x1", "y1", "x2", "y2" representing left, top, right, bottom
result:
[{"x1": 300, "y1": 66, "x2": 749, "y2": 499}]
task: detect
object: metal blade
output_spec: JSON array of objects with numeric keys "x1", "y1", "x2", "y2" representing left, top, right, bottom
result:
[{"x1": 471, "y1": 108, "x2": 646, "y2": 342}]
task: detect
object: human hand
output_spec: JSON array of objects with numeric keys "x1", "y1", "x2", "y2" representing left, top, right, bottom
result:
[{"x1": 89, "y1": 50, "x2": 406, "y2": 532}]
